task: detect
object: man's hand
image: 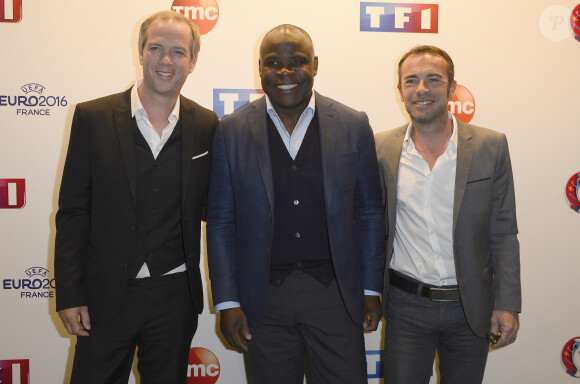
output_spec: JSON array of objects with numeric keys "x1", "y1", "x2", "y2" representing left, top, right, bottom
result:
[
  {"x1": 220, "y1": 307, "x2": 252, "y2": 352},
  {"x1": 363, "y1": 295, "x2": 382, "y2": 331},
  {"x1": 489, "y1": 310, "x2": 519, "y2": 349},
  {"x1": 58, "y1": 306, "x2": 91, "y2": 336}
]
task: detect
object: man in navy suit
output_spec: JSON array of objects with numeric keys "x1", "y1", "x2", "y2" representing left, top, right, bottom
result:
[
  {"x1": 55, "y1": 11, "x2": 218, "y2": 383},
  {"x1": 207, "y1": 24, "x2": 385, "y2": 383}
]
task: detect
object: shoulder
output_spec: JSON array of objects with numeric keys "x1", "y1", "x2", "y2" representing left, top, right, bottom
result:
[
  {"x1": 180, "y1": 95, "x2": 218, "y2": 122},
  {"x1": 75, "y1": 89, "x2": 130, "y2": 113},
  {"x1": 459, "y1": 121, "x2": 507, "y2": 145},
  {"x1": 316, "y1": 92, "x2": 366, "y2": 121},
  {"x1": 375, "y1": 125, "x2": 406, "y2": 145}
]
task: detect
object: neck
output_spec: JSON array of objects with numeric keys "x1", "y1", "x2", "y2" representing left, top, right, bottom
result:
[{"x1": 138, "y1": 87, "x2": 178, "y2": 136}]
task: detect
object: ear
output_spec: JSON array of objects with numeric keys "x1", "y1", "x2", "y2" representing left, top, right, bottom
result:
[
  {"x1": 312, "y1": 56, "x2": 319, "y2": 77},
  {"x1": 258, "y1": 58, "x2": 263, "y2": 75},
  {"x1": 398, "y1": 85, "x2": 404, "y2": 102},
  {"x1": 189, "y1": 57, "x2": 197, "y2": 74},
  {"x1": 139, "y1": 49, "x2": 144, "y2": 65},
  {"x1": 447, "y1": 80, "x2": 457, "y2": 99}
]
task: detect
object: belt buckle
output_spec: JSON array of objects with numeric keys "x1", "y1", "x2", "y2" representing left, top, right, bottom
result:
[{"x1": 428, "y1": 287, "x2": 459, "y2": 302}]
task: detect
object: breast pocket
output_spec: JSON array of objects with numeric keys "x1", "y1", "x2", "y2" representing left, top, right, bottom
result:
[{"x1": 335, "y1": 152, "x2": 358, "y2": 191}]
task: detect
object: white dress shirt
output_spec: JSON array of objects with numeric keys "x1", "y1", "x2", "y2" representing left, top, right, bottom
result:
[
  {"x1": 390, "y1": 114, "x2": 458, "y2": 286},
  {"x1": 130, "y1": 80, "x2": 187, "y2": 278}
]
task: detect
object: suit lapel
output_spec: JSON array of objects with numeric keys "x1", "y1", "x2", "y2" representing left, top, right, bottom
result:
[
  {"x1": 453, "y1": 121, "x2": 474, "y2": 233},
  {"x1": 114, "y1": 88, "x2": 138, "y2": 213},
  {"x1": 180, "y1": 98, "x2": 199, "y2": 205},
  {"x1": 316, "y1": 93, "x2": 337, "y2": 211},
  {"x1": 249, "y1": 98, "x2": 275, "y2": 212}
]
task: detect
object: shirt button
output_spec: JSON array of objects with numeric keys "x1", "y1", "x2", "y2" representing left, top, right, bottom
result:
[
  {"x1": 295, "y1": 232, "x2": 301, "y2": 238},
  {"x1": 291, "y1": 165, "x2": 298, "y2": 171},
  {"x1": 293, "y1": 200, "x2": 299, "y2": 205}
]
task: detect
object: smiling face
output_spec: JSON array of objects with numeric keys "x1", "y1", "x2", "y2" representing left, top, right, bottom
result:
[
  {"x1": 139, "y1": 17, "x2": 196, "y2": 101},
  {"x1": 398, "y1": 53, "x2": 456, "y2": 126},
  {"x1": 259, "y1": 26, "x2": 318, "y2": 119}
]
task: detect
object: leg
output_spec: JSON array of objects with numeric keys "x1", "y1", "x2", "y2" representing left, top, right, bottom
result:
[
  {"x1": 383, "y1": 286, "x2": 438, "y2": 384},
  {"x1": 296, "y1": 273, "x2": 367, "y2": 384},
  {"x1": 437, "y1": 304, "x2": 489, "y2": 384},
  {"x1": 135, "y1": 272, "x2": 198, "y2": 384},
  {"x1": 247, "y1": 275, "x2": 305, "y2": 384},
  {"x1": 70, "y1": 287, "x2": 143, "y2": 384}
]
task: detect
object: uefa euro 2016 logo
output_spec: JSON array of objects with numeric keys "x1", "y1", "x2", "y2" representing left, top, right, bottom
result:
[
  {"x1": 565, "y1": 172, "x2": 580, "y2": 212},
  {"x1": 562, "y1": 337, "x2": 580, "y2": 377}
]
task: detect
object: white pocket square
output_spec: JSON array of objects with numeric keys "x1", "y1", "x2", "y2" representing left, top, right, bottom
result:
[{"x1": 191, "y1": 151, "x2": 209, "y2": 160}]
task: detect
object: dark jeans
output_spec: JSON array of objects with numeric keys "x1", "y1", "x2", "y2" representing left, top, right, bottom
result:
[
  {"x1": 247, "y1": 270, "x2": 367, "y2": 384},
  {"x1": 384, "y1": 285, "x2": 489, "y2": 384}
]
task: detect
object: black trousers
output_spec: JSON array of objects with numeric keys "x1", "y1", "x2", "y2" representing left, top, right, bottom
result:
[
  {"x1": 247, "y1": 270, "x2": 367, "y2": 384},
  {"x1": 70, "y1": 272, "x2": 197, "y2": 384}
]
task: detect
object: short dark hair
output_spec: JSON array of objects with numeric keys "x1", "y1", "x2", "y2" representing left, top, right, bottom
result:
[{"x1": 398, "y1": 45, "x2": 454, "y2": 88}]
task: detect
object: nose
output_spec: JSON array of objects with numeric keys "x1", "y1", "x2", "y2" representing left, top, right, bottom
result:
[
  {"x1": 160, "y1": 52, "x2": 173, "y2": 65},
  {"x1": 416, "y1": 79, "x2": 429, "y2": 93},
  {"x1": 277, "y1": 66, "x2": 293, "y2": 76}
]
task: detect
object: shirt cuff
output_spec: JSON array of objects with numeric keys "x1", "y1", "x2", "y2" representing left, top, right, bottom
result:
[
  {"x1": 214, "y1": 301, "x2": 241, "y2": 312},
  {"x1": 364, "y1": 290, "x2": 381, "y2": 296}
]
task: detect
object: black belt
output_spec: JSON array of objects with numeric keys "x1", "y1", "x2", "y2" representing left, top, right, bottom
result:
[{"x1": 389, "y1": 270, "x2": 460, "y2": 302}]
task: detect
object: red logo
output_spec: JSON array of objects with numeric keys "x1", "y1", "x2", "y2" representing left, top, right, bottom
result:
[
  {"x1": 448, "y1": 84, "x2": 475, "y2": 123},
  {"x1": 565, "y1": 172, "x2": 580, "y2": 212},
  {"x1": 0, "y1": 360, "x2": 30, "y2": 384},
  {"x1": 0, "y1": 179, "x2": 26, "y2": 209},
  {"x1": 0, "y1": 0, "x2": 22, "y2": 23},
  {"x1": 571, "y1": 4, "x2": 580, "y2": 41},
  {"x1": 172, "y1": 0, "x2": 219, "y2": 35},
  {"x1": 562, "y1": 337, "x2": 580, "y2": 377},
  {"x1": 187, "y1": 347, "x2": 220, "y2": 384}
]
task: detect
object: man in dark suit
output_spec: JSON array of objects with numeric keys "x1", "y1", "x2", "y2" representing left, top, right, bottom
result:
[
  {"x1": 206, "y1": 25, "x2": 385, "y2": 383},
  {"x1": 54, "y1": 11, "x2": 218, "y2": 383},
  {"x1": 375, "y1": 45, "x2": 521, "y2": 384}
]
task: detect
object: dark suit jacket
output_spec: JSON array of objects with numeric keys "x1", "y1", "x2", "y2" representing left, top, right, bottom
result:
[
  {"x1": 206, "y1": 92, "x2": 385, "y2": 327},
  {"x1": 375, "y1": 120, "x2": 521, "y2": 337},
  {"x1": 55, "y1": 87, "x2": 218, "y2": 323}
]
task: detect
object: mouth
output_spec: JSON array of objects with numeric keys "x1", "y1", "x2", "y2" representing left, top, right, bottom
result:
[
  {"x1": 157, "y1": 71, "x2": 174, "y2": 78},
  {"x1": 413, "y1": 100, "x2": 434, "y2": 105},
  {"x1": 277, "y1": 84, "x2": 297, "y2": 90}
]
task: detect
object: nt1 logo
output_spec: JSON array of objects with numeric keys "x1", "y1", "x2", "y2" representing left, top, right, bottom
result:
[
  {"x1": 0, "y1": 0, "x2": 22, "y2": 23},
  {"x1": 0, "y1": 359, "x2": 30, "y2": 384},
  {"x1": 0, "y1": 179, "x2": 26, "y2": 209}
]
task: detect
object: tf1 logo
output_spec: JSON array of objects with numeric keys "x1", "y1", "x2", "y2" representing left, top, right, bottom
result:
[
  {"x1": 187, "y1": 347, "x2": 220, "y2": 384},
  {"x1": 213, "y1": 89, "x2": 264, "y2": 118},
  {"x1": 0, "y1": 0, "x2": 22, "y2": 23},
  {"x1": 0, "y1": 359, "x2": 30, "y2": 384},
  {"x1": 0, "y1": 179, "x2": 26, "y2": 209},
  {"x1": 360, "y1": 2, "x2": 438, "y2": 33}
]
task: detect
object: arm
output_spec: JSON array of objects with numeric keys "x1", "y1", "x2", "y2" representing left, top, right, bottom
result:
[
  {"x1": 488, "y1": 135, "x2": 521, "y2": 346},
  {"x1": 354, "y1": 114, "x2": 386, "y2": 330},
  {"x1": 54, "y1": 105, "x2": 92, "y2": 334},
  {"x1": 206, "y1": 123, "x2": 253, "y2": 349}
]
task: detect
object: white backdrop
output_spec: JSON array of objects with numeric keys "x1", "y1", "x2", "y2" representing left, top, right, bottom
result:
[{"x1": 1, "y1": 0, "x2": 579, "y2": 383}]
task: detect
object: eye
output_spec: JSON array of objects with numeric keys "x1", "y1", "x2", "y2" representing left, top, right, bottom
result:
[
  {"x1": 173, "y1": 49, "x2": 186, "y2": 56},
  {"x1": 427, "y1": 77, "x2": 444, "y2": 86},
  {"x1": 404, "y1": 78, "x2": 418, "y2": 86}
]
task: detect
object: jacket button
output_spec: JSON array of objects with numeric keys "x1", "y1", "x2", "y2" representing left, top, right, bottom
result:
[
  {"x1": 124, "y1": 262, "x2": 131, "y2": 268},
  {"x1": 131, "y1": 223, "x2": 139, "y2": 231}
]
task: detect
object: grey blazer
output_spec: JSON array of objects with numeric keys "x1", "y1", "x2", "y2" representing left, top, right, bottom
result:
[{"x1": 375, "y1": 120, "x2": 521, "y2": 337}]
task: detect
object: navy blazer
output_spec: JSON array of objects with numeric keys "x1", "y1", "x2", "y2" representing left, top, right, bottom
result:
[
  {"x1": 207, "y1": 92, "x2": 385, "y2": 327},
  {"x1": 55, "y1": 87, "x2": 218, "y2": 323}
]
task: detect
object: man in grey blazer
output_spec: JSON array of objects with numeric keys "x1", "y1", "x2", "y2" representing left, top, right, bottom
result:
[
  {"x1": 207, "y1": 25, "x2": 385, "y2": 383},
  {"x1": 375, "y1": 45, "x2": 521, "y2": 383}
]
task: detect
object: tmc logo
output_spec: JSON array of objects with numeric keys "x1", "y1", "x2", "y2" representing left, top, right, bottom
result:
[
  {"x1": 0, "y1": 0, "x2": 22, "y2": 23},
  {"x1": 360, "y1": 2, "x2": 438, "y2": 33},
  {"x1": 172, "y1": 0, "x2": 219, "y2": 35},
  {"x1": 447, "y1": 84, "x2": 475, "y2": 124},
  {"x1": 0, "y1": 179, "x2": 25, "y2": 209},
  {"x1": 0, "y1": 359, "x2": 30, "y2": 384},
  {"x1": 213, "y1": 89, "x2": 264, "y2": 118},
  {"x1": 187, "y1": 347, "x2": 220, "y2": 384}
]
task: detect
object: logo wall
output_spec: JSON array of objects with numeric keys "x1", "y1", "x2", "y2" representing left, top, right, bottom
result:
[
  {"x1": 360, "y1": 2, "x2": 438, "y2": 33},
  {"x1": 0, "y1": 359, "x2": 30, "y2": 384},
  {"x1": 448, "y1": 84, "x2": 475, "y2": 123},
  {"x1": 566, "y1": 172, "x2": 580, "y2": 212},
  {"x1": 172, "y1": 0, "x2": 219, "y2": 35},
  {"x1": 562, "y1": 337, "x2": 580, "y2": 377},
  {"x1": 0, "y1": 0, "x2": 22, "y2": 23},
  {"x1": 187, "y1": 347, "x2": 220, "y2": 384}
]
